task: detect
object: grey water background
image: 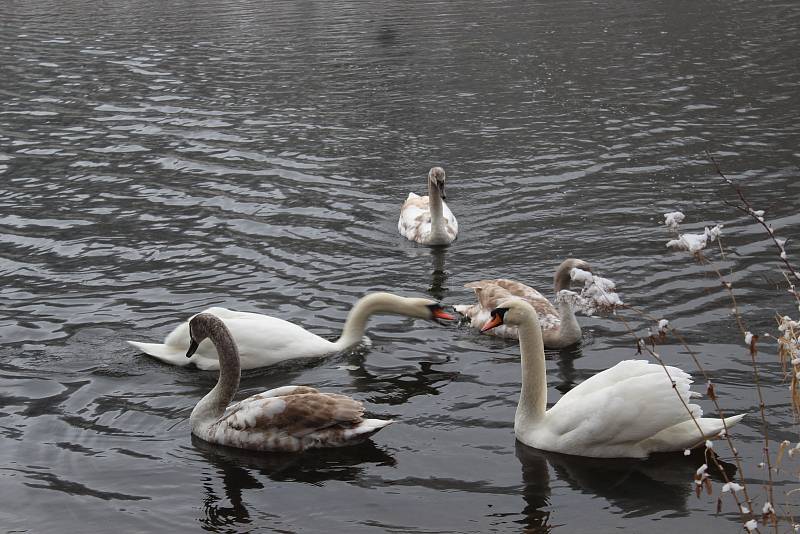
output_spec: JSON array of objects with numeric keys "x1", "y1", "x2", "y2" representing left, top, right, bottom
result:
[{"x1": 2, "y1": 0, "x2": 800, "y2": 532}]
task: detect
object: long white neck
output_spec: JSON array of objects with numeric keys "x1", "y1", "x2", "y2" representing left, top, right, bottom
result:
[
  {"x1": 515, "y1": 310, "x2": 548, "y2": 430},
  {"x1": 549, "y1": 259, "x2": 584, "y2": 346},
  {"x1": 191, "y1": 326, "x2": 240, "y2": 427},
  {"x1": 556, "y1": 298, "x2": 580, "y2": 340},
  {"x1": 427, "y1": 180, "x2": 448, "y2": 242},
  {"x1": 333, "y1": 293, "x2": 422, "y2": 350}
]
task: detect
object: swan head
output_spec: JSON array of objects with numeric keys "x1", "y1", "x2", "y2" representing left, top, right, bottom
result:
[
  {"x1": 186, "y1": 312, "x2": 227, "y2": 357},
  {"x1": 481, "y1": 298, "x2": 540, "y2": 332},
  {"x1": 428, "y1": 166, "x2": 447, "y2": 199},
  {"x1": 405, "y1": 296, "x2": 456, "y2": 323},
  {"x1": 364, "y1": 292, "x2": 454, "y2": 323}
]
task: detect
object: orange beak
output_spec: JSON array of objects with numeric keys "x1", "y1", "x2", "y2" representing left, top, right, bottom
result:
[
  {"x1": 481, "y1": 314, "x2": 504, "y2": 332},
  {"x1": 431, "y1": 307, "x2": 455, "y2": 321}
]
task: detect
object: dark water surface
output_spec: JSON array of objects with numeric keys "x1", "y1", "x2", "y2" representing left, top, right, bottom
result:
[{"x1": 2, "y1": 0, "x2": 800, "y2": 532}]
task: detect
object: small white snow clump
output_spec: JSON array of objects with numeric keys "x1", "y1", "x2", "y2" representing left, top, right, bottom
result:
[
  {"x1": 721, "y1": 482, "x2": 743, "y2": 493},
  {"x1": 570, "y1": 267, "x2": 593, "y2": 284},
  {"x1": 664, "y1": 211, "x2": 685, "y2": 230},
  {"x1": 666, "y1": 224, "x2": 724, "y2": 254},
  {"x1": 745, "y1": 519, "x2": 757, "y2": 532},
  {"x1": 763, "y1": 502, "x2": 775, "y2": 514},
  {"x1": 744, "y1": 332, "x2": 753, "y2": 345},
  {"x1": 695, "y1": 464, "x2": 708, "y2": 477},
  {"x1": 569, "y1": 268, "x2": 623, "y2": 314}
]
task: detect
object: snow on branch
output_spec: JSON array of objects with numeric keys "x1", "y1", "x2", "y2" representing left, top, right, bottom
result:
[
  {"x1": 568, "y1": 267, "x2": 623, "y2": 314},
  {"x1": 664, "y1": 211, "x2": 685, "y2": 230},
  {"x1": 665, "y1": 223, "x2": 724, "y2": 254}
]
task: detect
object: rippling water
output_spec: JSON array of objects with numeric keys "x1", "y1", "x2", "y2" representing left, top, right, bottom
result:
[{"x1": 2, "y1": 0, "x2": 800, "y2": 531}]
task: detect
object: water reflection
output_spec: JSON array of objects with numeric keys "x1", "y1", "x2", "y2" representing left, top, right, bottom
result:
[
  {"x1": 515, "y1": 442, "x2": 553, "y2": 533},
  {"x1": 193, "y1": 435, "x2": 396, "y2": 528},
  {"x1": 428, "y1": 245, "x2": 449, "y2": 301},
  {"x1": 515, "y1": 441, "x2": 737, "y2": 524},
  {"x1": 551, "y1": 343, "x2": 583, "y2": 394},
  {"x1": 344, "y1": 350, "x2": 459, "y2": 405}
]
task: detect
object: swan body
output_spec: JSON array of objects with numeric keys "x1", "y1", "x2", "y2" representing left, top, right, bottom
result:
[
  {"x1": 398, "y1": 166, "x2": 458, "y2": 245},
  {"x1": 455, "y1": 258, "x2": 591, "y2": 348},
  {"x1": 482, "y1": 299, "x2": 745, "y2": 458},
  {"x1": 187, "y1": 313, "x2": 392, "y2": 452},
  {"x1": 128, "y1": 292, "x2": 454, "y2": 370}
]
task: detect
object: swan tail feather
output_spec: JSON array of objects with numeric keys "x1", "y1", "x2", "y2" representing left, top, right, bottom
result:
[
  {"x1": 126, "y1": 340, "x2": 191, "y2": 367},
  {"x1": 343, "y1": 418, "x2": 393, "y2": 439},
  {"x1": 644, "y1": 413, "x2": 746, "y2": 453}
]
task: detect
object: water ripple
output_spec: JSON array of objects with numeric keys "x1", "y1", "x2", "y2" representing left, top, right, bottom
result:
[{"x1": 2, "y1": 0, "x2": 799, "y2": 532}]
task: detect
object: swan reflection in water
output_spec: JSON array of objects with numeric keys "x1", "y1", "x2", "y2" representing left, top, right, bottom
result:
[
  {"x1": 515, "y1": 440, "x2": 737, "y2": 531},
  {"x1": 192, "y1": 435, "x2": 396, "y2": 530},
  {"x1": 428, "y1": 244, "x2": 449, "y2": 301}
]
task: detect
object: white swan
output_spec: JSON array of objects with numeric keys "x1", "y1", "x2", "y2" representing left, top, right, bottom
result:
[
  {"x1": 398, "y1": 166, "x2": 458, "y2": 245},
  {"x1": 455, "y1": 258, "x2": 591, "y2": 348},
  {"x1": 127, "y1": 292, "x2": 454, "y2": 370},
  {"x1": 187, "y1": 312, "x2": 393, "y2": 452},
  {"x1": 481, "y1": 298, "x2": 745, "y2": 458}
]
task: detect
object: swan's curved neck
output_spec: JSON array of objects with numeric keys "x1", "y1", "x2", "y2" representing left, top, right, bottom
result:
[
  {"x1": 556, "y1": 299, "x2": 580, "y2": 339},
  {"x1": 191, "y1": 325, "x2": 240, "y2": 424},
  {"x1": 427, "y1": 179, "x2": 448, "y2": 240},
  {"x1": 516, "y1": 313, "x2": 548, "y2": 428},
  {"x1": 554, "y1": 264, "x2": 573, "y2": 293},
  {"x1": 334, "y1": 293, "x2": 416, "y2": 350}
]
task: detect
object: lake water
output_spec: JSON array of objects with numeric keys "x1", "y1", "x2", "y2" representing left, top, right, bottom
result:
[{"x1": 2, "y1": 0, "x2": 800, "y2": 532}]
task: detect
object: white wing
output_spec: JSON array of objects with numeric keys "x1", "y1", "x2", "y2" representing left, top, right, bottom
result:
[
  {"x1": 531, "y1": 361, "x2": 705, "y2": 456},
  {"x1": 128, "y1": 307, "x2": 336, "y2": 370}
]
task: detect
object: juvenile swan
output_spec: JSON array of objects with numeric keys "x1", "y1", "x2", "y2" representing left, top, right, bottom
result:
[
  {"x1": 187, "y1": 313, "x2": 393, "y2": 452},
  {"x1": 398, "y1": 166, "x2": 458, "y2": 245},
  {"x1": 482, "y1": 298, "x2": 745, "y2": 458},
  {"x1": 455, "y1": 259, "x2": 591, "y2": 347},
  {"x1": 128, "y1": 292, "x2": 454, "y2": 370}
]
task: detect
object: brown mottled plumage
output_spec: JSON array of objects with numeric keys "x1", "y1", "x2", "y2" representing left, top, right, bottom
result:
[
  {"x1": 455, "y1": 259, "x2": 591, "y2": 348},
  {"x1": 187, "y1": 313, "x2": 393, "y2": 452}
]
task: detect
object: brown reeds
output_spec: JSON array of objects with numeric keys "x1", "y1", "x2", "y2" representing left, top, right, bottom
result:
[{"x1": 585, "y1": 156, "x2": 800, "y2": 532}]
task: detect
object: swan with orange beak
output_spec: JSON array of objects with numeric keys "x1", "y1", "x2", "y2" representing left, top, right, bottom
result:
[{"x1": 481, "y1": 298, "x2": 744, "y2": 458}]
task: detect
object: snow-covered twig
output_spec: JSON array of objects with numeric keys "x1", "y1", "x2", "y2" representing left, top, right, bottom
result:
[{"x1": 707, "y1": 150, "x2": 799, "y2": 290}]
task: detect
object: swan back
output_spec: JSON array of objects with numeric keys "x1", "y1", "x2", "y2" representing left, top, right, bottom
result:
[
  {"x1": 143, "y1": 307, "x2": 336, "y2": 370},
  {"x1": 196, "y1": 385, "x2": 394, "y2": 452},
  {"x1": 456, "y1": 281, "x2": 558, "y2": 339}
]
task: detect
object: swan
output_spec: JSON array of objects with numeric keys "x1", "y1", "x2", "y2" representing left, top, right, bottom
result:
[
  {"x1": 187, "y1": 312, "x2": 393, "y2": 452},
  {"x1": 398, "y1": 166, "x2": 458, "y2": 245},
  {"x1": 454, "y1": 258, "x2": 591, "y2": 348},
  {"x1": 481, "y1": 298, "x2": 745, "y2": 458},
  {"x1": 127, "y1": 292, "x2": 455, "y2": 370}
]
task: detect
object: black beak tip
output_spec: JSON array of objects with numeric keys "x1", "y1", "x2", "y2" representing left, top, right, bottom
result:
[{"x1": 186, "y1": 339, "x2": 199, "y2": 358}]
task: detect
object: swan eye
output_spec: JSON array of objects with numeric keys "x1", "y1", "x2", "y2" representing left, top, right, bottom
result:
[{"x1": 492, "y1": 307, "x2": 509, "y2": 320}]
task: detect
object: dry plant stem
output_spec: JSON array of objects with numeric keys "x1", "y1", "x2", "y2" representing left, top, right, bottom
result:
[
  {"x1": 618, "y1": 305, "x2": 751, "y2": 514},
  {"x1": 707, "y1": 151, "x2": 800, "y2": 291},
  {"x1": 699, "y1": 254, "x2": 777, "y2": 518},
  {"x1": 617, "y1": 314, "x2": 706, "y2": 440}
]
